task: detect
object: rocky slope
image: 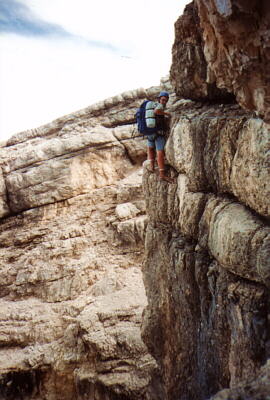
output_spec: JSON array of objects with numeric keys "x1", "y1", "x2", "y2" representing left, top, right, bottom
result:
[{"x1": 0, "y1": 85, "x2": 172, "y2": 400}]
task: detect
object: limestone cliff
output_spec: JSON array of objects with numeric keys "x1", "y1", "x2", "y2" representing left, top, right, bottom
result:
[
  {"x1": 0, "y1": 84, "x2": 171, "y2": 400},
  {"x1": 142, "y1": 101, "x2": 269, "y2": 400},
  {"x1": 0, "y1": 1, "x2": 270, "y2": 400},
  {"x1": 142, "y1": 1, "x2": 270, "y2": 400},
  {"x1": 171, "y1": 0, "x2": 270, "y2": 121}
]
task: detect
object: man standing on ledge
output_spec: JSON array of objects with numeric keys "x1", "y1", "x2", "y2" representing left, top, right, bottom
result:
[{"x1": 147, "y1": 91, "x2": 174, "y2": 183}]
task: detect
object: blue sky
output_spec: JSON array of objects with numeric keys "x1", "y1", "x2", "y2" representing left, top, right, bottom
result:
[
  {"x1": 0, "y1": 0, "x2": 70, "y2": 37},
  {"x1": 0, "y1": 0, "x2": 189, "y2": 140},
  {"x1": 0, "y1": 0, "x2": 120, "y2": 51}
]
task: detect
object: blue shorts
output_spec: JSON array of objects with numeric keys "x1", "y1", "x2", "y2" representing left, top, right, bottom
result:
[{"x1": 147, "y1": 134, "x2": 165, "y2": 151}]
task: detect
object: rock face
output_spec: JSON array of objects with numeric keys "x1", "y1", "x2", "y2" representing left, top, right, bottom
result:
[
  {"x1": 170, "y1": 2, "x2": 233, "y2": 102},
  {"x1": 1, "y1": 2, "x2": 270, "y2": 399},
  {"x1": 0, "y1": 85, "x2": 171, "y2": 400},
  {"x1": 142, "y1": 2, "x2": 270, "y2": 399},
  {"x1": 141, "y1": 101, "x2": 270, "y2": 400},
  {"x1": 171, "y1": 0, "x2": 270, "y2": 120}
]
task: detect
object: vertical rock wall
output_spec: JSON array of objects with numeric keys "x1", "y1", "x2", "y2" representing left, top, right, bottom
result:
[
  {"x1": 142, "y1": 103, "x2": 270, "y2": 399},
  {"x1": 142, "y1": 2, "x2": 270, "y2": 399}
]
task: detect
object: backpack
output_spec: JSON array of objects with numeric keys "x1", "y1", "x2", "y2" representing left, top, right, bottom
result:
[{"x1": 135, "y1": 100, "x2": 158, "y2": 135}]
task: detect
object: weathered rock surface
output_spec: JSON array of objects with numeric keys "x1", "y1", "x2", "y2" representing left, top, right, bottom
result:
[
  {"x1": 171, "y1": 0, "x2": 270, "y2": 120},
  {"x1": 170, "y1": 2, "x2": 233, "y2": 102},
  {"x1": 142, "y1": 98, "x2": 270, "y2": 399},
  {"x1": 143, "y1": 179, "x2": 269, "y2": 398},
  {"x1": 0, "y1": 84, "x2": 174, "y2": 399},
  {"x1": 162, "y1": 8, "x2": 270, "y2": 394},
  {"x1": 1, "y1": 2, "x2": 270, "y2": 399},
  {"x1": 166, "y1": 101, "x2": 269, "y2": 217},
  {"x1": 210, "y1": 360, "x2": 270, "y2": 399}
]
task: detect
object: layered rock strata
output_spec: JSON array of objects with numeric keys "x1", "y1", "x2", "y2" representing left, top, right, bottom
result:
[
  {"x1": 0, "y1": 85, "x2": 169, "y2": 219},
  {"x1": 142, "y1": 2, "x2": 270, "y2": 398},
  {"x1": 1, "y1": 1, "x2": 270, "y2": 399},
  {"x1": 0, "y1": 85, "x2": 172, "y2": 400},
  {"x1": 171, "y1": 0, "x2": 270, "y2": 120},
  {"x1": 142, "y1": 100, "x2": 270, "y2": 399}
]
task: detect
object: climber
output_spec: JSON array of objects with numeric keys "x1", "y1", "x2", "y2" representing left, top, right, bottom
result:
[{"x1": 147, "y1": 91, "x2": 174, "y2": 183}]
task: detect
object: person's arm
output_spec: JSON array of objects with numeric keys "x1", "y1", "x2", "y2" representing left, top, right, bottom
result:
[
  {"x1": 154, "y1": 104, "x2": 171, "y2": 117},
  {"x1": 154, "y1": 109, "x2": 171, "y2": 117}
]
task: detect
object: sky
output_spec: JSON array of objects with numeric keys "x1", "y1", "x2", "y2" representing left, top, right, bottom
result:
[{"x1": 0, "y1": 0, "x2": 190, "y2": 140}]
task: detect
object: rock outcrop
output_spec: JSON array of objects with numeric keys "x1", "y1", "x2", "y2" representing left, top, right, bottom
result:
[
  {"x1": 142, "y1": 2, "x2": 270, "y2": 400},
  {"x1": 171, "y1": 0, "x2": 270, "y2": 120},
  {"x1": 0, "y1": 85, "x2": 172, "y2": 400},
  {"x1": 142, "y1": 101, "x2": 269, "y2": 400},
  {"x1": 170, "y1": 2, "x2": 233, "y2": 102},
  {"x1": 1, "y1": 1, "x2": 270, "y2": 399}
]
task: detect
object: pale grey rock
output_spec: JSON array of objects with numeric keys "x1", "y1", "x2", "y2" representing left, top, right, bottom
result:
[
  {"x1": 113, "y1": 125, "x2": 146, "y2": 164},
  {"x1": 76, "y1": 267, "x2": 157, "y2": 398},
  {"x1": 0, "y1": 299, "x2": 63, "y2": 347},
  {"x1": 166, "y1": 106, "x2": 269, "y2": 218},
  {"x1": 0, "y1": 165, "x2": 156, "y2": 399},
  {"x1": 4, "y1": 131, "x2": 132, "y2": 213},
  {"x1": 143, "y1": 165, "x2": 270, "y2": 287},
  {"x1": 115, "y1": 202, "x2": 141, "y2": 220},
  {"x1": 231, "y1": 119, "x2": 270, "y2": 217},
  {"x1": 177, "y1": 174, "x2": 207, "y2": 238},
  {"x1": 115, "y1": 215, "x2": 148, "y2": 244},
  {"x1": 206, "y1": 201, "x2": 270, "y2": 284},
  {"x1": 0, "y1": 84, "x2": 161, "y2": 399}
]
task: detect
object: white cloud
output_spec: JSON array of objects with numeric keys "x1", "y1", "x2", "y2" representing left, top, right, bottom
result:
[
  {"x1": 24, "y1": 0, "x2": 180, "y2": 52},
  {"x1": 0, "y1": 0, "x2": 189, "y2": 140}
]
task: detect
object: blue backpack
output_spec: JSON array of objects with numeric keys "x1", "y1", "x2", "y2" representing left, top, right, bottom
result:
[{"x1": 135, "y1": 100, "x2": 157, "y2": 135}]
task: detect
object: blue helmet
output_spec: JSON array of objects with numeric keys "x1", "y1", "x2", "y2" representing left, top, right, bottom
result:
[{"x1": 158, "y1": 91, "x2": 169, "y2": 98}]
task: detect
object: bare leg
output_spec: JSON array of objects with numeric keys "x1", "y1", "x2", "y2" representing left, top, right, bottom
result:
[
  {"x1": 157, "y1": 150, "x2": 175, "y2": 183},
  {"x1": 147, "y1": 147, "x2": 156, "y2": 172}
]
